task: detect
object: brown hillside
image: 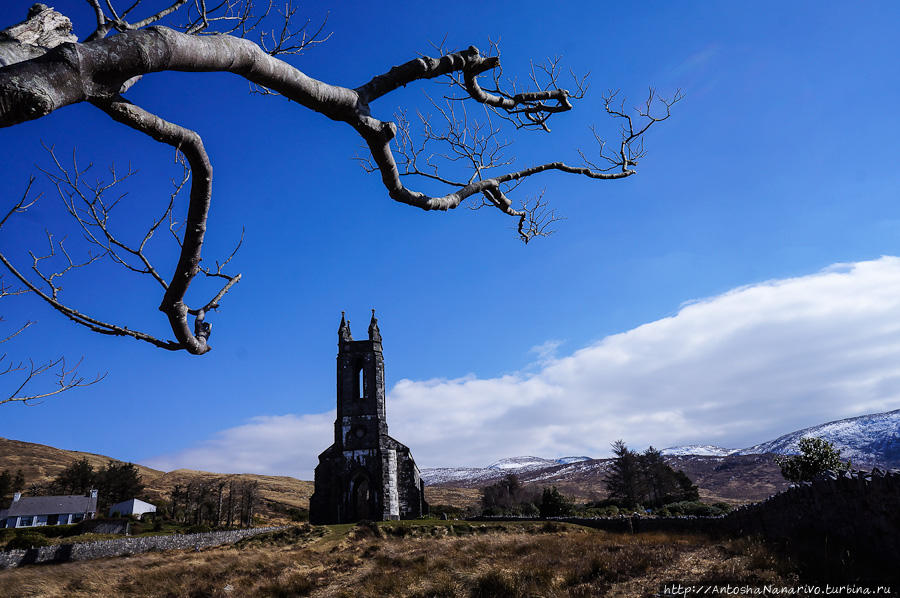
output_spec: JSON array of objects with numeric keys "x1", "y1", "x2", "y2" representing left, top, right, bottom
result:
[
  {"x1": 0, "y1": 437, "x2": 165, "y2": 487},
  {"x1": 0, "y1": 437, "x2": 313, "y2": 518},
  {"x1": 0, "y1": 437, "x2": 473, "y2": 515}
]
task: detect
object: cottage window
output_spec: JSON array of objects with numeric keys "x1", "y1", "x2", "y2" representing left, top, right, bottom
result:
[
  {"x1": 19, "y1": 516, "x2": 33, "y2": 527},
  {"x1": 71, "y1": 513, "x2": 84, "y2": 523},
  {"x1": 34, "y1": 515, "x2": 48, "y2": 526},
  {"x1": 56, "y1": 514, "x2": 70, "y2": 525}
]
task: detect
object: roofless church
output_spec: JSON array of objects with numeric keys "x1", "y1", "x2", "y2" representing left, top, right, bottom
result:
[{"x1": 309, "y1": 311, "x2": 427, "y2": 524}]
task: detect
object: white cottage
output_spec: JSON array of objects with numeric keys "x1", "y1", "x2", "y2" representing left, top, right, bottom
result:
[
  {"x1": 109, "y1": 498, "x2": 157, "y2": 519},
  {"x1": 0, "y1": 490, "x2": 98, "y2": 528}
]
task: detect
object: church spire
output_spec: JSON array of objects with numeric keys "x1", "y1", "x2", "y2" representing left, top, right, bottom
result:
[
  {"x1": 368, "y1": 309, "x2": 382, "y2": 343},
  {"x1": 338, "y1": 311, "x2": 353, "y2": 343}
]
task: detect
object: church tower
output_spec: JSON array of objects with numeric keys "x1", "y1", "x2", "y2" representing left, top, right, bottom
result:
[{"x1": 310, "y1": 312, "x2": 427, "y2": 524}]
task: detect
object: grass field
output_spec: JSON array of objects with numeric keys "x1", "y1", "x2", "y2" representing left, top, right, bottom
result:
[{"x1": 0, "y1": 520, "x2": 797, "y2": 598}]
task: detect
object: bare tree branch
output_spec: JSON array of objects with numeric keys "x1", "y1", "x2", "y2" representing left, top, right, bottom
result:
[
  {"x1": 0, "y1": 178, "x2": 182, "y2": 350},
  {"x1": 0, "y1": 268, "x2": 105, "y2": 406},
  {"x1": 39, "y1": 143, "x2": 170, "y2": 290},
  {"x1": 93, "y1": 94, "x2": 243, "y2": 354},
  {"x1": 0, "y1": 355, "x2": 105, "y2": 406},
  {"x1": 0, "y1": 4, "x2": 677, "y2": 353}
]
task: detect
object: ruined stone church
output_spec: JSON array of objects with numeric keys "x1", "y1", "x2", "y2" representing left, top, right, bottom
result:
[{"x1": 309, "y1": 311, "x2": 427, "y2": 524}]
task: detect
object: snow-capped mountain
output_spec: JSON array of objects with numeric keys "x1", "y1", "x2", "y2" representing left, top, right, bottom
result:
[
  {"x1": 486, "y1": 456, "x2": 559, "y2": 471},
  {"x1": 555, "y1": 456, "x2": 593, "y2": 465},
  {"x1": 660, "y1": 445, "x2": 737, "y2": 457},
  {"x1": 421, "y1": 409, "x2": 900, "y2": 487},
  {"x1": 734, "y1": 408, "x2": 900, "y2": 467},
  {"x1": 422, "y1": 456, "x2": 592, "y2": 485}
]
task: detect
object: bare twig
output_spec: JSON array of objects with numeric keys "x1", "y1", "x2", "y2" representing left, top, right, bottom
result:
[
  {"x1": 0, "y1": 267, "x2": 105, "y2": 405},
  {"x1": 0, "y1": 175, "x2": 182, "y2": 350},
  {"x1": 0, "y1": 355, "x2": 105, "y2": 406},
  {"x1": 259, "y1": 2, "x2": 331, "y2": 56}
]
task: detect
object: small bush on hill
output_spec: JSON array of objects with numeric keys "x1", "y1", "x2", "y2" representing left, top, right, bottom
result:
[
  {"x1": 775, "y1": 436, "x2": 851, "y2": 483},
  {"x1": 6, "y1": 531, "x2": 51, "y2": 550}
]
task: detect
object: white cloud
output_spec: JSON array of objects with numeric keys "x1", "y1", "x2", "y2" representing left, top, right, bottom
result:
[
  {"x1": 143, "y1": 412, "x2": 334, "y2": 479},
  {"x1": 145, "y1": 257, "x2": 900, "y2": 478}
]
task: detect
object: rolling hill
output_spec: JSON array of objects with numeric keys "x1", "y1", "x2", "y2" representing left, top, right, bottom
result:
[{"x1": 0, "y1": 437, "x2": 478, "y2": 514}]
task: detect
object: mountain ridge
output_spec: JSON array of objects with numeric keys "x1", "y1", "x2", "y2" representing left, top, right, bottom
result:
[{"x1": 422, "y1": 409, "x2": 900, "y2": 496}]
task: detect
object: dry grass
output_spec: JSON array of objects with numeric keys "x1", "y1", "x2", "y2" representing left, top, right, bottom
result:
[
  {"x1": 423, "y1": 486, "x2": 482, "y2": 509},
  {"x1": 0, "y1": 521, "x2": 797, "y2": 598}
]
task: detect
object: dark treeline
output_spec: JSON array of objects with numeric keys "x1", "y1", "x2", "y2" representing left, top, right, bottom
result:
[
  {"x1": 479, "y1": 440, "x2": 715, "y2": 518},
  {"x1": 169, "y1": 478, "x2": 259, "y2": 528},
  {"x1": 27, "y1": 458, "x2": 144, "y2": 512},
  {"x1": 480, "y1": 474, "x2": 574, "y2": 517}
]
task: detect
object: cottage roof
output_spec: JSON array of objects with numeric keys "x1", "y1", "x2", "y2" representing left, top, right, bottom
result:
[
  {"x1": 109, "y1": 498, "x2": 156, "y2": 511},
  {"x1": 4, "y1": 494, "x2": 98, "y2": 517}
]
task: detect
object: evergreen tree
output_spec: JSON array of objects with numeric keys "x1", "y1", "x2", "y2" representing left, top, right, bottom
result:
[
  {"x1": 604, "y1": 440, "x2": 644, "y2": 508},
  {"x1": 539, "y1": 486, "x2": 573, "y2": 517},
  {"x1": 672, "y1": 470, "x2": 700, "y2": 502},
  {"x1": 96, "y1": 461, "x2": 144, "y2": 510},
  {"x1": 638, "y1": 447, "x2": 699, "y2": 506},
  {"x1": 0, "y1": 470, "x2": 11, "y2": 508},
  {"x1": 605, "y1": 441, "x2": 700, "y2": 508},
  {"x1": 52, "y1": 458, "x2": 96, "y2": 495},
  {"x1": 638, "y1": 447, "x2": 674, "y2": 506},
  {"x1": 775, "y1": 437, "x2": 851, "y2": 483}
]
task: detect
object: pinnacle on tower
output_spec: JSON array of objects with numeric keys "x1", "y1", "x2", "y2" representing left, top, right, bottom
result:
[
  {"x1": 338, "y1": 311, "x2": 353, "y2": 343},
  {"x1": 368, "y1": 309, "x2": 382, "y2": 342}
]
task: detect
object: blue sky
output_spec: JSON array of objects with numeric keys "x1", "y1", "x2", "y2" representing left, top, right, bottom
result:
[{"x1": 2, "y1": 1, "x2": 900, "y2": 478}]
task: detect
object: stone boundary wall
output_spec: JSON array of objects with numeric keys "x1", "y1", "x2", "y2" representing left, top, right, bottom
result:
[
  {"x1": 0, "y1": 526, "x2": 289, "y2": 570},
  {"x1": 471, "y1": 468, "x2": 900, "y2": 581}
]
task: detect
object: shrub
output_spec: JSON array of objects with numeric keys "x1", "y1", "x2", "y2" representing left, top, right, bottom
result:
[
  {"x1": 6, "y1": 531, "x2": 51, "y2": 550},
  {"x1": 353, "y1": 520, "x2": 382, "y2": 539},
  {"x1": 286, "y1": 507, "x2": 309, "y2": 522},
  {"x1": 660, "y1": 500, "x2": 730, "y2": 517},
  {"x1": 775, "y1": 436, "x2": 851, "y2": 482},
  {"x1": 187, "y1": 524, "x2": 212, "y2": 534},
  {"x1": 261, "y1": 572, "x2": 316, "y2": 597},
  {"x1": 470, "y1": 570, "x2": 519, "y2": 598},
  {"x1": 711, "y1": 502, "x2": 733, "y2": 514}
]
